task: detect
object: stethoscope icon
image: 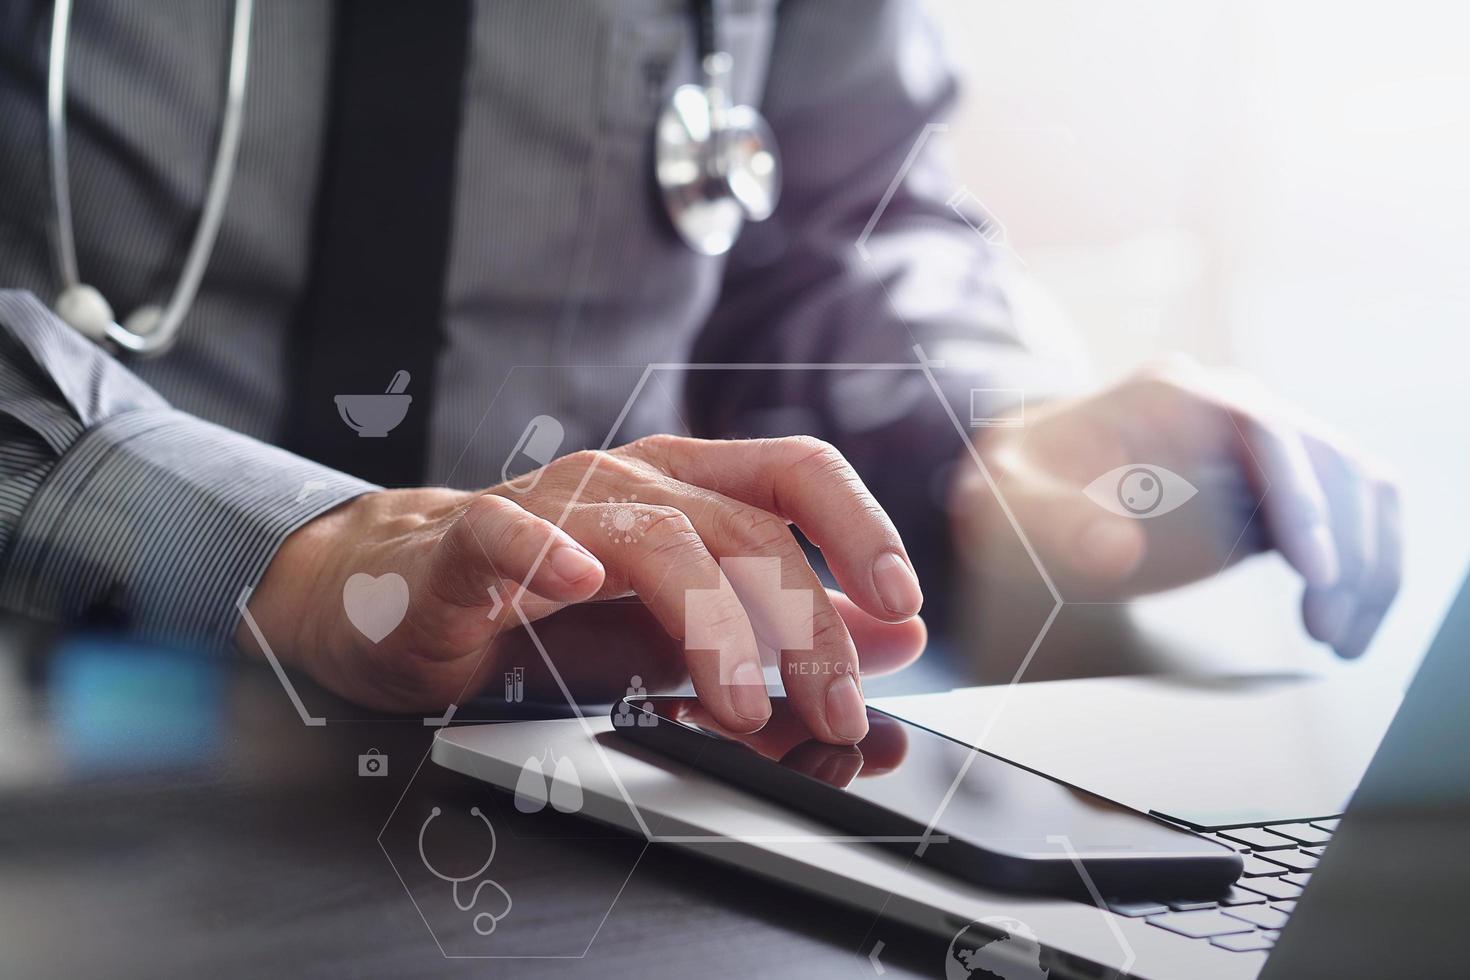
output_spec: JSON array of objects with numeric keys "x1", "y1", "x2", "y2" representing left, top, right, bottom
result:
[{"x1": 417, "y1": 806, "x2": 513, "y2": 936}]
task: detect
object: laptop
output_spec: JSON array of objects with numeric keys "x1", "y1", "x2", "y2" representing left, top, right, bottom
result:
[{"x1": 432, "y1": 568, "x2": 1470, "y2": 978}]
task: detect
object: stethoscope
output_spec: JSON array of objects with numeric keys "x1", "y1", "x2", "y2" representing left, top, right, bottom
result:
[
  {"x1": 417, "y1": 806, "x2": 513, "y2": 936},
  {"x1": 46, "y1": 0, "x2": 253, "y2": 356},
  {"x1": 44, "y1": 0, "x2": 777, "y2": 358},
  {"x1": 655, "y1": 0, "x2": 782, "y2": 256}
]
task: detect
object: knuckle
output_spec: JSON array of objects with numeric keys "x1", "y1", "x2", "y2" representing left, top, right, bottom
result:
[
  {"x1": 639, "y1": 506, "x2": 700, "y2": 558},
  {"x1": 627, "y1": 433, "x2": 680, "y2": 461},
  {"x1": 786, "y1": 437, "x2": 856, "y2": 483},
  {"x1": 560, "y1": 449, "x2": 600, "y2": 468},
  {"x1": 698, "y1": 602, "x2": 752, "y2": 636},
  {"x1": 555, "y1": 449, "x2": 608, "y2": 480},
  {"x1": 721, "y1": 506, "x2": 792, "y2": 554},
  {"x1": 465, "y1": 491, "x2": 518, "y2": 522},
  {"x1": 808, "y1": 611, "x2": 853, "y2": 651},
  {"x1": 489, "y1": 510, "x2": 541, "y2": 557},
  {"x1": 785, "y1": 434, "x2": 839, "y2": 461}
]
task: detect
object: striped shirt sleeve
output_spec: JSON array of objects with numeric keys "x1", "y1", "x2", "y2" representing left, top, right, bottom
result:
[{"x1": 0, "y1": 289, "x2": 376, "y2": 650}]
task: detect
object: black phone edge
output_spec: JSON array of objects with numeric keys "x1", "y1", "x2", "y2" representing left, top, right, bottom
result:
[{"x1": 610, "y1": 696, "x2": 1242, "y2": 900}]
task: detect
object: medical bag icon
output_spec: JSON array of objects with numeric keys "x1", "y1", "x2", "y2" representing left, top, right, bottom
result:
[{"x1": 358, "y1": 748, "x2": 388, "y2": 777}]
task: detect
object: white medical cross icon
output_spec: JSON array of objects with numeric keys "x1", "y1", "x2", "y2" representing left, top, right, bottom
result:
[{"x1": 685, "y1": 557, "x2": 814, "y2": 683}]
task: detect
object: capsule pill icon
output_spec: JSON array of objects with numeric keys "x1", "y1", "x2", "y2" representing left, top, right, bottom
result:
[{"x1": 502, "y1": 414, "x2": 565, "y2": 492}]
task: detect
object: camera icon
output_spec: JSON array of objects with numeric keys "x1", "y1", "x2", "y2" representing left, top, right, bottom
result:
[{"x1": 358, "y1": 748, "x2": 388, "y2": 777}]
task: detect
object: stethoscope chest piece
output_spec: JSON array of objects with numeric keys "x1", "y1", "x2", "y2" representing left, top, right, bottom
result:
[
  {"x1": 654, "y1": 2, "x2": 781, "y2": 258},
  {"x1": 656, "y1": 82, "x2": 780, "y2": 256}
]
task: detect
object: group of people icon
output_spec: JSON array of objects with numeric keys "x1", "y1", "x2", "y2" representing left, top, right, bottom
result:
[{"x1": 612, "y1": 675, "x2": 657, "y2": 728}]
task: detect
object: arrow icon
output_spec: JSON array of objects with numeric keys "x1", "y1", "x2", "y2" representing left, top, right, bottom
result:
[
  {"x1": 868, "y1": 939, "x2": 886, "y2": 976},
  {"x1": 485, "y1": 584, "x2": 505, "y2": 620}
]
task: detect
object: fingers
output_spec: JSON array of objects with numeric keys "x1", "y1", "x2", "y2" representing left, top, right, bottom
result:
[
  {"x1": 558, "y1": 504, "x2": 773, "y2": 735},
  {"x1": 827, "y1": 589, "x2": 926, "y2": 676},
  {"x1": 1232, "y1": 412, "x2": 1340, "y2": 589},
  {"x1": 498, "y1": 589, "x2": 924, "y2": 705},
  {"x1": 960, "y1": 450, "x2": 1147, "y2": 586},
  {"x1": 625, "y1": 435, "x2": 923, "y2": 623},
  {"x1": 428, "y1": 493, "x2": 605, "y2": 609},
  {"x1": 487, "y1": 440, "x2": 927, "y2": 742},
  {"x1": 1335, "y1": 479, "x2": 1402, "y2": 658},
  {"x1": 669, "y1": 698, "x2": 909, "y2": 776},
  {"x1": 696, "y1": 501, "x2": 869, "y2": 743},
  {"x1": 1300, "y1": 437, "x2": 1401, "y2": 657}
]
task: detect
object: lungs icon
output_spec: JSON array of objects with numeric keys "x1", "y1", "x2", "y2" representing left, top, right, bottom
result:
[
  {"x1": 514, "y1": 753, "x2": 548, "y2": 813},
  {"x1": 549, "y1": 754, "x2": 583, "y2": 814},
  {"x1": 514, "y1": 748, "x2": 583, "y2": 815}
]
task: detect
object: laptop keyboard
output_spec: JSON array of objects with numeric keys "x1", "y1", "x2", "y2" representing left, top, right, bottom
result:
[{"x1": 1105, "y1": 817, "x2": 1339, "y2": 955}]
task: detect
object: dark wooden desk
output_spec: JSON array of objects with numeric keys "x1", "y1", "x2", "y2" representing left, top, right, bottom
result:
[{"x1": 0, "y1": 624, "x2": 953, "y2": 979}]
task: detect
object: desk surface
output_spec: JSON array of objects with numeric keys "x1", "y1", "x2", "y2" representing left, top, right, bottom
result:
[{"x1": 0, "y1": 624, "x2": 958, "y2": 979}]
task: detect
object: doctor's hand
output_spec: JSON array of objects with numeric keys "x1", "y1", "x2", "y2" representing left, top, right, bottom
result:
[
  {"x1": 238, "y1": 435, "x2": 926, "y2": 743},
  {"x1": 952, "y1": 359, "x2": 1401, "y2": 659}
]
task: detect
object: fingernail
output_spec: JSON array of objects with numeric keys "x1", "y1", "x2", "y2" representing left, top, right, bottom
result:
[
  {"x1": 1319, "y1": 591, "x2": 1356, "y2": 647},
  {"x1": 1304, "y1": 524, "x2": 1340, "y2": 587},
  {"x1": 729, "y1": 661, "x2": 770, "y2": 721},
  {"x1": 548, "y1": 545, "x2": 601, "y2": 585},
  {"x1": 824, "y1": 673, "x2": 869, "y2": 741},
  {"x1": 871, "y1": 551, "x2": 923, "y2": 618}
]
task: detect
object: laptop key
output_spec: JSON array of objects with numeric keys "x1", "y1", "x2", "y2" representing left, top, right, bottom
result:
[
  {"x1": 1241, "y1": 854, "x2": 1289, "y2": 876},
  {"x1": 1269, "y1": 822, "x2": 1332, "y2": 845},
  {"x1": 1106, "y1": 900, "x2": 1169, "y2": 917},
  {"x1": 1259, "y1": 850, "x2": 1319, "y2": 873},
  {"x1": 1219, "y1": 885, "x2": 1268, "y2": 906},
  {"x1": 1211, "y1": 933, "x2": 1276, "y2": 953},
  {"x1": 1273, "y1": 900, "x2": 1298, "y2": 913},
  {"x1": 1281, "y1": 873, "x2": 1312, "y2": 888},
  {"x1": 1310, "y1": 818, "x2": 1339, "y2": 832},
  {"x1": 1167, "y1": 898, "x2": 1220, "y2": 911},
  {"x1": 1225, "y1": 905, "x2": 1290, "y2": 930},
  {"x1": 1238, "y1": 877, "x2": 1303, "y2": 901},
  {"x1": 1301, "y1": 845, "x2": 1326, "y2": 858},
  {"x1": 1146, "y1": 910, "x2": 1256, "y2": 939},
  {"x1": 1218, "y1": 826, "x2": 1296, "y2": 850}
]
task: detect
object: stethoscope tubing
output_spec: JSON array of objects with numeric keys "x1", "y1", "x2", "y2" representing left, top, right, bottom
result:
[
  {"x1": 47, "y1": 0, "x2": 253, "y2": 355},
  {"x1": 46, "y1": 0, "x2": 772, "y2": 356},
  {"x1": 417, "y1": 806, "x2": 512, "y2": 936}
]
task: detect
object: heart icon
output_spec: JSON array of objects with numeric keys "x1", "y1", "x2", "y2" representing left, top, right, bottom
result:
[{"x1": 342, "y1": 572, "x2": 409, "y2": 643}]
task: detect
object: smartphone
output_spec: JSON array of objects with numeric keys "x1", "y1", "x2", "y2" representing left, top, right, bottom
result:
[{"x1": 613, "y1": 696, "x2": 1241, "y2": 898}]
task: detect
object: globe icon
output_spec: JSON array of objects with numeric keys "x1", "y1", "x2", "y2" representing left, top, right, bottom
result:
[{"x1": 945, "y1": 916, "x2": 1048, "y2": 980}]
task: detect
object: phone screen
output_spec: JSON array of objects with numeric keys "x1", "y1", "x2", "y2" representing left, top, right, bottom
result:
[{"x1": 619, "y1": 696, "x2": 1238, "y2": 895}]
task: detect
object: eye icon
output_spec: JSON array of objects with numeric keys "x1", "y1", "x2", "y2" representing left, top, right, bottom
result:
[{"x1": 1083, "y1": 464, "x2": 1197, "y2": 519}]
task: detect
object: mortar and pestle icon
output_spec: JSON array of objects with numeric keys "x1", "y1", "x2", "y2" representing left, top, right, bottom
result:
[{"x1": 335, "y1": 370, "x2": 412, "y2": 438}]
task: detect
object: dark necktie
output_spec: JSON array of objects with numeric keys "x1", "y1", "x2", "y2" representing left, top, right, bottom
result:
[{"x1": 286, "y1": 0, "x2": 473, "y2": 487}]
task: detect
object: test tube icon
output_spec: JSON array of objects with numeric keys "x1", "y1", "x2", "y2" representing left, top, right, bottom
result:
[
  {"x1": 505, "y1": 666, "x2": 525, "y2": 704},
  {"x1": 502, "y1": 414, "x2": 565, "y2": 493}
]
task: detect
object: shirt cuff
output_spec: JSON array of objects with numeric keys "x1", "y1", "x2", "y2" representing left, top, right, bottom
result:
[{"x1": 0, "y1": 407, "x2": 376, "y2": 650}]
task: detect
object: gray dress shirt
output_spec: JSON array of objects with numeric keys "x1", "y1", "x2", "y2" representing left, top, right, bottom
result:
[{"x1": 0, "y1": 0, "x2": 1073, "y2": 650}]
